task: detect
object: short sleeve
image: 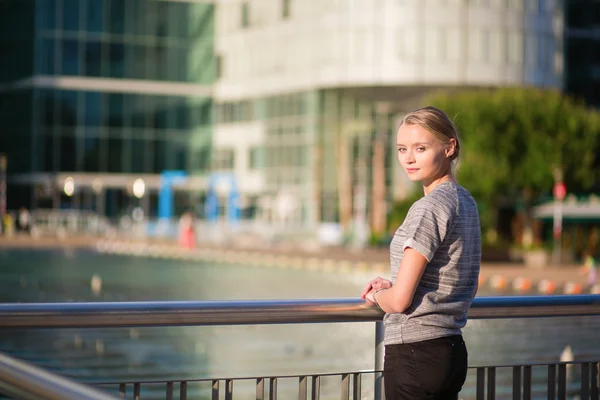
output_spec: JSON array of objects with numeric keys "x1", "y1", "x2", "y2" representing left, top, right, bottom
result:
[{"x1": 402, "y1": 201, "x2": 454, "y2": 262}]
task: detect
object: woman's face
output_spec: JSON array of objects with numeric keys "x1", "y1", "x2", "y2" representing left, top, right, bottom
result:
[{"x1": 396, "y1": 123, "x2": 453, "y2": 185}]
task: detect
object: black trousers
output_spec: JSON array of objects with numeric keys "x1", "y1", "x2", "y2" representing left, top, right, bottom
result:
[{"x1": 383, "y1": 335, "x2": 468, "y2": 400}]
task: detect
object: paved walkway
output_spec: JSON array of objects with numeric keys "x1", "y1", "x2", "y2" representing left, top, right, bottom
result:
[{"x1": 1, "y1": 235, "x2": 598, "y2": 295}]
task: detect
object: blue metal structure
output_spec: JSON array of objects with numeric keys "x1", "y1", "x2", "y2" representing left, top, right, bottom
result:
[
  {"x1": 204, "y1": 173, "x2": 240, "y2": 224},
  {"x1": 158, "y1": 171, "x2": 188, "y2": 221}
]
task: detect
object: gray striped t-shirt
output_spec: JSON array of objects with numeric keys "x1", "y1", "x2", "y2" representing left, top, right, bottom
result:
[{"x1": 383, "y1": 182, "x2": 481, "y2": 345}]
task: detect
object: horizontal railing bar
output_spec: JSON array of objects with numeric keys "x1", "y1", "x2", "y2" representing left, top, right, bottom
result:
[
  {"x1": 90, "y1": 361, "x2": 600, "y2": 386},
  {"x1": 0, "y1": 351, "x2": 119, "y2": 400},
  {"x1": 0, "y1": 295, "x2": 599, "y2": 329}
]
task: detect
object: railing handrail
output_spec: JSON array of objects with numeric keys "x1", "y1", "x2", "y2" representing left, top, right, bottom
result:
[
  {"x1": 1, "y1": 295, "x2": 599, "y2": 329},
  {"x1": 0, "y1": 351, "x2": 119, "y2": 400}
]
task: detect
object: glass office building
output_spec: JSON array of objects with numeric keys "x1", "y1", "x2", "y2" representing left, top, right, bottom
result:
[
  {"x1": 564, "y1": 0, "x2": 600, "y2": 108},
  {"x1": 0, "y1": 0, "x2": 215, "y2": 216}
]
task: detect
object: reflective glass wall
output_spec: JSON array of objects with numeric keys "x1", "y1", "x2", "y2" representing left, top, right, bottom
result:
[
  {"x1": 35, "y1": 0, "x2": 215, "y2": 83},
  {"x1": 0, "y1": 0, "x2": 216, "y2": 212},
  {"x1": 0, "y1": 0, "x2": 35, "y2": 83},
  {"x1": 35, "y1": 88, "x2": 212, "y2": 174},
  {"x1": 565, "y1": 0, "x2": 600, "y2": 107}
]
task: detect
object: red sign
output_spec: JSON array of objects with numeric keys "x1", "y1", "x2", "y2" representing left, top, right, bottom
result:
[{"x1": 553, "y1": 181, "x2": 567, "y2": 200}]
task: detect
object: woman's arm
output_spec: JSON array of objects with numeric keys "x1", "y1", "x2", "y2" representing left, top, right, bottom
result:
[{"x1": 366, "y1": 247, "x2": 427, "y2": 313}]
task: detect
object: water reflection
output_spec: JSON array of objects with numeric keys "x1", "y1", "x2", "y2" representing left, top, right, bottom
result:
[{"x1": 0, "y1": 249, "x2": 598, "y2": 399}]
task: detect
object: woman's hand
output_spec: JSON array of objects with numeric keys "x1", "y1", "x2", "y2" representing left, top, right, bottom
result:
[
  {"x1": 361, "y1": 277, "x2": 391, "y2": 299},
  {"x1": 365, "y1": 287, "x2": 380, "y2": 305}
]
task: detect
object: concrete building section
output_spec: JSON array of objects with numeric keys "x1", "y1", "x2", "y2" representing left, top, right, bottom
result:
[
  {"x1": 211, "y1": 0, "x2": 564, "y2": 230},
  {"x1": 212, "y1": 121, "x2": 266, "y2": 194},
  {"x1": 214, "y1": 0, "x2": 563, "y2": 100}
]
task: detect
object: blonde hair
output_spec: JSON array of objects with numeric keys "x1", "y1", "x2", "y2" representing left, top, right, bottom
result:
[{"x1": 399, "y1": 106, "x2": 461, "y2": 163}]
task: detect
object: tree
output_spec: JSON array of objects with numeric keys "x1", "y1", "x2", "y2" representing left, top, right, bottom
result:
[{"x1": 423, "y1": 88, "x2": 600, "y2": 242}]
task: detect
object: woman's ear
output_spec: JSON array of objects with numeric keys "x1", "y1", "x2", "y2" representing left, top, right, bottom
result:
[{"x1": 445, "y1": 138, "x2": 456, "y2": 158}]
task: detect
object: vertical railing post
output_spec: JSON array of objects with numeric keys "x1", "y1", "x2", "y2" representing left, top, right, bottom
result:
[{"x1": 374, "y1": 321, "x2": 385, "y2": 400}]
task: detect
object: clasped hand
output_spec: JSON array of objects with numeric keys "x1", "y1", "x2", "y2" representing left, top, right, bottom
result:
[{"x1": 361, "y1": 276, "x2": 392, "y2": 305}]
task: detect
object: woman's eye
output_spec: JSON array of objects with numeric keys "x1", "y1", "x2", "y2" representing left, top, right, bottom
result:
[
  {"x1": 397, "y1": 148, "x2": 405, "y2": 153},
  {"x1": 416, "y1": 147, "x2": 426, "y2": 152}
]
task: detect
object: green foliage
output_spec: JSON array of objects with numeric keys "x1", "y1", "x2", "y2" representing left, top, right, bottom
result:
[{"x1": 424, "y1": 88, "x2": 600, "y2": 232}]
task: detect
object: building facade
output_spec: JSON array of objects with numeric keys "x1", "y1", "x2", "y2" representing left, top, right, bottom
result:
[
  {"x1": 0, "y1": 0, "x2": 215, "y2": 218},
  {"x1": 211, "y1": 0, "x2": 564, "y2": 231},
  {"x1": 564, "y1": 0, "x2": 600, "y2": 108},
  {"x1": 1, "y1": 0, "x2": 567, "y2": 232}
]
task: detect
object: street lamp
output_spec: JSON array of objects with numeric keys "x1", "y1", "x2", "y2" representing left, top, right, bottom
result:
[
  {"x1": 132, "y1": 178, "x2": 146, "y2": 199},
  {"x1": 63, "y1": 177, "x2": 75, "y2": 197}
]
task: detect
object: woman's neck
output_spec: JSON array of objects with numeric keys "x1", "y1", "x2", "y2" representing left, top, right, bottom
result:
[{"x1": 422, "y1": 175, "x2": 457, "y2": 196}]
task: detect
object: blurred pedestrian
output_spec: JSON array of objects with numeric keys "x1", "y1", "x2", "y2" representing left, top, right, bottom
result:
[
  {"x1": 3, "y1": 212, "x2": 14, "y2": 237},
  {"x1": 178, "y1": 211, "x2": 196, "y2": 249},
  {"x1": 581, "y1": 253, "x2": 597, "y2": 287},
  {"x1": 18, "y1": 207, "x2": 31, "y2": 234},
  {"x1": 361, "y1": 106, "x2": 481, "y2": 400}
]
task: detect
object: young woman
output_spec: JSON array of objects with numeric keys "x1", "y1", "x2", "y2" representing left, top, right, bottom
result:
[{"x1": 361, "y1": 106, "x2": 481, "y2": 400}]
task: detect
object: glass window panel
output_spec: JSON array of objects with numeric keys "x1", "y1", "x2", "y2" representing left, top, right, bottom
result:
[
  {"x1": 241, "y1": 2, "x2": 249, "y2": 28},
  {"x1": 155, "y1": 1, "x2": 169, "y2": 37},
  {"x1": 145, "y1": 0, "x2": 159, "y2": 36},
  {"x1": 85, "y1": 0, "x2": 104, "y2": 33},
  {"x1": 166, "y1": 45, "x2": 180, "y2": 81},
  {"x1": 84, "y1": 40, "x2": 102, "y2": 76},
  {"x1": 84, "y1": 92, "x2": 102, "y2": 126},
  {"x1": 122, "y1": 94, "x2": 133, "y2": 126},
  {"x1": 153, "y1": 96, "x2": 168, "y2": 130},
  {"x1": 525, "y1": 34, "x2": 537, "y2": 67},
  {"x1": 282, "y1": 0, "x2": 291, "y2": 19},
  {"x1": 179, "y1": 47, "x2": 189, "y2": 82},
  {"x1": 150, "y1": 43, "x2": 169, "y2": 81},
  {"x1": 58, "y1": 134, "x2": 77, "y2": 171},
  {"x1": 174, "y1": 100, "x2": 190, "y2": 130},
  {"x1": 61, "y1": 39, "x2": 81, "y2": 75},
  {"x1": 42, "y1": 132, "x2": 56, "y2": 171},
  {"x1": 56, "y1": 90, "x2": 78, "y2": 127},
  {"x1": 125, "y1": 0, "x2": 139, "y2": 35},
  {"x1": 39, "y1": 89, "x2": 56, "y2": 127},
  {"x1": 191, "y1": 5, "x2": 214, "y2": 39},
  {"x1": 130, "y1": 138, "x2": 146, "y2": 173},
  {"x1": 135, "y1": 0, "x2": 148, "y2": 35},
  {"x1": 131, "y1": 97, "x2": 147, "y2": 128},
  {"x1": 191, "y1": 101, "x2": 211, "y2": 126},
  {"x1": 152, "y1": 139, "x2": 168, "y2": 172},
  {"x1": 108, "y1": 43, "x2": 124, "y2": 78},
  {"x1": 125, "y1": 44, "x2": 147, "y2": 79},
  {"x1": 249, "y1": 147, "x2": 265, "y2": 169},
  {"x1": 107, "y1": 93, "x2": 123, "y2": 127},
  {"x1": 106, "y1": 137, "x2": 123, "y2": 173},
  {"x1": 38, "y1": 0, "x2": 57, "y2": 31},
  {"x1": 174, "y1": 142, "x2": 187, "y2": 170},
  {"x1": 83, "y1": 130, "x2": 101, "y2": 172},
  {"x1": 62, "y1": 0, "x2": 81, "y2": 31},
  {"x1": 38, "y1": 38, "x2": 56, "y2": 74},
  {"x1": 168, "y1": 3, "x2": 188, "y2": 39},
  {"x1": 108, "y1": 0, "x2": 125, "y2": 34},
  {"x1": 145, "y1": 44, "x2": 160, "y2": 81}
]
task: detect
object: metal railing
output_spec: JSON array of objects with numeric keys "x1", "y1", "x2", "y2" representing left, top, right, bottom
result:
[
  {"x1": 1, "y1": 295, "x2": 599, "y2": 400},
  {"x1": 29, "y1": 209, "x2": 111, "y2": 238},
  {"x1": 0, "y1": 351, "x2": 119, "y2": 400},
  {"x1": 2, "y1": 295, "x2": 600, "y2": 329}
]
